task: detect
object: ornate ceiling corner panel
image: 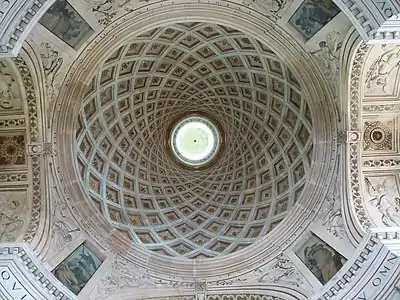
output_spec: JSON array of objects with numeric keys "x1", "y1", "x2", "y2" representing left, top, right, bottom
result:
[
  {"x1": 0, "y1": 56, "x2": 42, "y2": 245},
  {"x1": 0, "y1": 0, "x2": 56, "y2": 57},
  {"x1": 0, "y1": 243, "x2": 76, "y2": 299},
  {"x1": 347, "y1": 43, "x2": 400, "y2": 230},
  {"x1": 81, "y1": 0, "x2": 294, "y2": 28},
  {"x1": 312, "y1": 230, "x2": 400, "y2": 300},
  {"x1": 8, "y1": 55, "x2": 45, "y2": 245},
  {"x1": 333, "y1": 0, "x2": 400, "y2": 43}
]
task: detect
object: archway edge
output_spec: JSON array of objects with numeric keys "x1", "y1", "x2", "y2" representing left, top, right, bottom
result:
[{"x1": 333, "y1": 0, "x2": 400, "y2": 43}]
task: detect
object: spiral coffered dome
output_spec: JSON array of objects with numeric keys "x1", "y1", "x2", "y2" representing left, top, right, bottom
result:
[{"x1": 75, "y1": 23, "x2": 313, "y2": 258}]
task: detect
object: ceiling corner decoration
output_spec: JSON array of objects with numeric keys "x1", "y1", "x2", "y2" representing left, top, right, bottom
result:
[{"x1": 348, "y1": 43, "x2": 400, "y2": 231}]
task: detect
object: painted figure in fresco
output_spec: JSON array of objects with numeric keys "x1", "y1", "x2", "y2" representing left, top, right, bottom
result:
[
  {"x1": 79, "y1": 246, "x2": 98, "y2": 274},
  {"x1": 303, "y1": 243, "x2": 344, "y2": 284},
  {"x1": 294, "y1": 0, "x2": 340, "y2": 38},
  {"x1": 44, "y1": 0, "x2": 83, "y2": 38},
  {"x1": 365, "y1": 177, "x2": 400, "y2": 227},
  {"x1": 54, "y1": 264, "x2": 81, "y2": 295},
  {"x1": 39, "y1": 0, "x2": 92, "y2": 48},
  {"x1": 365, "y1": 46, "x2": 400, "y2": 93},
  {"x1": 53, "y1": 243, "x2": 102, "y2": 295}
]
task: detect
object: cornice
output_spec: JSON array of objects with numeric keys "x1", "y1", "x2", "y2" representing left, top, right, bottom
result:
[{"x1": 0, "y1": 243, "x2": 76, "y2": 299}]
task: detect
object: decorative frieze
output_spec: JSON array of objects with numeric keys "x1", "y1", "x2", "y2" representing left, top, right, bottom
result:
[
  {"x1": 0, "y1": 0, "x2": 53, "y2": 57},
  {"x1": 0, "y1": 244, "x2": 74, "y2": 299}
]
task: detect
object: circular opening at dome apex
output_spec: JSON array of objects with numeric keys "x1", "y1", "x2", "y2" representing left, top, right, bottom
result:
[{"x1": 170, "y1": 115, "x2": 221, "y2": 167}]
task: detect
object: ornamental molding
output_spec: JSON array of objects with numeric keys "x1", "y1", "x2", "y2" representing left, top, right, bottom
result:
[
  {"x1": 312, "y1": 230, "x2": 400, "y2": 300},
  {"x1": 347, "y1": 42, "x2": 372, "y2": 231},
  {"x1": 0, "y1": 0, "x2": 56, "y2": 57},
  {"x1": 0, "y1": 243, "x2": 76, "y2": 300},
  {"x1": 0, "y1": 0, "x2": 397, "y2": 60},
  {"x1": 334, "y1": 0, "x2": 400, "y2": 43}
]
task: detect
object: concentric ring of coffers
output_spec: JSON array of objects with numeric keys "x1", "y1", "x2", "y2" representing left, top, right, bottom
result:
[{"x1": 74, "y1": 22, "x2": 317, "y2": 258}]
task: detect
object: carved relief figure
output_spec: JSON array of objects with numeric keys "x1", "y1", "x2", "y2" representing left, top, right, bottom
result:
[
  {"x1": 51, "y1": 196, "x2": 81, "y2": 251},
  {"x1": 322, "y1": 184, "x2": 345, "y2": 239},
  {"x1": 365, "y1": 177, "x2": 400, "y2": 227},
  {"x1": 40, "y1": 43, "x2": 64, "y2": 102},
  {"x1": 52, "y1": 242, "x2": 103, "y2": 295},
  {"x1": 52, "y1": 220, "x2": 81, "y2": 250},
  {"x1": 323, "y1": 209, "x2": 344, "y2": 238},
  {"x1": 0, "y1": 61, "x2": 22, "y2": 110},
  {"x1": 311, "y1": 31, "x2": 342, "y2": 81},
  {"x1": 0, "y1": 194, "x2": 25, "y2": 242},
  {"x1": 254, "y1": 254, "x2": 303, "y2": 287},
  {"x1": 365, "y1": 45, "x2": 400, "y2": 93},
  {"x1": 289, "y1": 0, "x2": 341, "y2": 40},
  {"x1": 84, "y1": 0, "x2": 117, "y2": 26},
  {"x1": 250, "y1": 0, "x2": 289, "y2": 21},
  {"x1": 296, "y1": 234, "x2": 346, "y2": 284},
  {"x1": 40, "y1": 43, "x2": 64, "y2": 86},
  {"x1": 39, "y1": 0, "x2": 94, "y2": 49}
]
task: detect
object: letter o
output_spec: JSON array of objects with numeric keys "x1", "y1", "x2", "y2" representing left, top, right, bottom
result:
[
  {"x1": 373, "y1": 277, "x2": 382, "y2": 287},
  {"x1": 1, "y1": 271, "x2": 10, "y2": 280},
  {"x1": 384, "y1": 7, "x2": 393, "y2": 18},
  {"x1": 0, "y1": 1, "x2": 9, "y2": 9}
]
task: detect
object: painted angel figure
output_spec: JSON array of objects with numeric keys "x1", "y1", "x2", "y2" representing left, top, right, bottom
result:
[
  {"x1": 365, "y1": 177, "x2": 400, "y2": 227},
  {"x1": 311, "y1": 31, "x2": 342, "y2": 81}
]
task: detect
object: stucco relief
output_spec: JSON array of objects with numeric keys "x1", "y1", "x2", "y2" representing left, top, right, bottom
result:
[
  {"x1": 95, "y1": 257, "x2": 181, "y2": 296},
  {"x1": 49, "y1": 192, "x2": 82, "y2": 258},
  {"x1": 0, "y1": 135, "x2": 26, "y2": 166},
  {"x1": 310, "y1": 31, "x2": 342, "y2": 83},
  {"x1": 82, "y1": 0, "x2": 138, "y2": 26},
  {"x1": 363, "y1": 119, "x2": 394, "y2": 152},
  {"x1": 347, "y1": 43, "x2": 400, "y2": 231},
  {"x1": 365, "y1": 45, "x2": 400, "y2": 96},
  {"x1": 0, "y1": 191, "x2": 29, "y2": 242},
  {"x1": 83, "y1": 0, "x2": 292, "y2": 27},
  {"x1": 363, "y1": 175, "x2": 400, "y2": 227},
  {"x1": 320, "y1": 175, "x2": 345, "y2": 239},
  {"x1": 253, "y1": 253, "x2": 304, "y2": 287},
  {"x1": 248, "y1": 0, "x2": 292, "y2": 21},
  {"x1": 0, "y1": 60, "x2": 23, "y2": 111},
  {"x1": 40, "y1": 42, "x2": 64, "y2": 102}
]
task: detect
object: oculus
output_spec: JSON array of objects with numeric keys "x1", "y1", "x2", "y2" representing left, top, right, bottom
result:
[{"x1": 170, "y1": 116, "x2": 220, "y2": 167}]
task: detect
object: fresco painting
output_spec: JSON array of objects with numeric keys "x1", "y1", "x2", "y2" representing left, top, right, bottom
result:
[
  {"x1": 52, "y1": 242, "x2": 103, "y2": 295},
  {"x1": 39, "y1": 0, "x2": 93, "y2": 49},
  {"x1": 296, "y1": 234, "x2": 346, "y2": 284},
  {"x1": 289, "y1": 0, "x2": 341, "y2": 40}
]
